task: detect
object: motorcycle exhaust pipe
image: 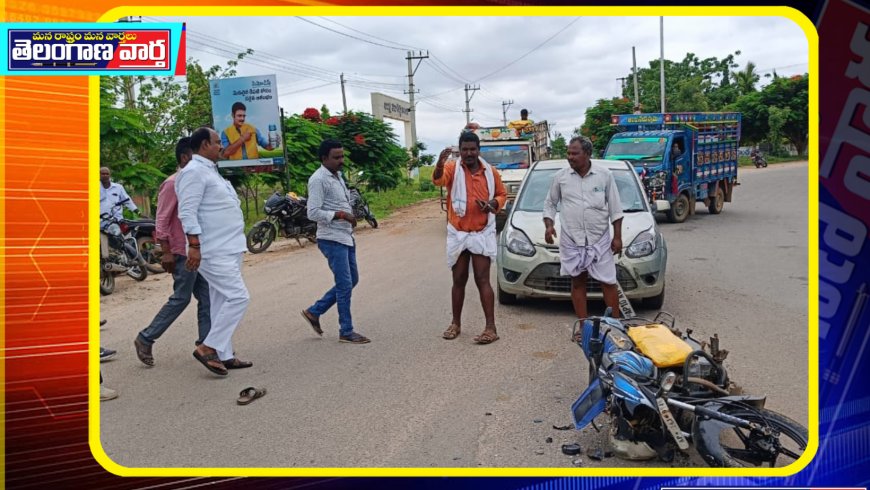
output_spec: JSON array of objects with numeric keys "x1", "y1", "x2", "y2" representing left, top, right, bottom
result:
[{"x1": 102, "y1": 262, "x2": 127, "y2": 272}]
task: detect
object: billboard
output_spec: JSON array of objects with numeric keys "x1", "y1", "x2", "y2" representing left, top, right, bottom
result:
[
  {"x1": 209, "y1": 74, "x2": 284, "y2": 170},
  {"x1": 371, "y1": 92, "x2": 411, "y2": 123}
]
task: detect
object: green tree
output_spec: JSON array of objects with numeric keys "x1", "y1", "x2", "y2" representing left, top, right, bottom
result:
[
  {"x1": 760, "y1": 75, "x2": 808, "y2": 156},
  {"x1": 728, "y1": 90, "x2": 768, "y2": 145},
  {"x1": 734, "y1": 61, "x2": 760, "y2": 96},
  {"x1": 767, "y1": 106, "x2": 788, "y2": 156},
  {"x1": 331, "y1": 111, "x2": 406, "y2": 191},
  {"x1": 407, "y1": 141, "x2": 434, "y2": 177},
  {"x1": 578, "y1": 97, "x2": 635, "y2": 155},
  {"x1": 624, "y1": 52, "x2": 740, "y2": 113},
  {"x1": 550, "y1": 132, "x2": 568, "y2": 159}
]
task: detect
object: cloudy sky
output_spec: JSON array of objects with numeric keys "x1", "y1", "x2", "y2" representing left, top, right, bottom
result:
[{"x1": 146, "y1": 14, "x2": 809, "y2": 154}]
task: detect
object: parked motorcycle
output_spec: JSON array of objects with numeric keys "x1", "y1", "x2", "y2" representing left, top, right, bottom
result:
[
  {"x1": 125, "y1": 217, "x2": 165, "y2": 274},
  {"x1": 571, "y1": 309, "x2": 807, "y2": 467},
  {"x1": 246, "y1": 192, "x2": 317, "y2": 254},
  {"x1": 348, "y1": 183, "x2": 378, "y2": 229},
  {"x1": 100, "y1": 202, "x2": 148, "y2": 295}
]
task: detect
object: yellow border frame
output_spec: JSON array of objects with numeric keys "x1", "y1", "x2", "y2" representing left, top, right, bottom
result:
[{"x1": 89, "y1": 5, "x2": 819, "y2": 478}]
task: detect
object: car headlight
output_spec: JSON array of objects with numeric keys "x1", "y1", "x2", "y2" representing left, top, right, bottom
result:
[
  {"x1": 506, "y1": 227, "x2": 536, "y2": 257},
  {"x1": 625, "y1": 229, "x2": 657, "y2": 258}
]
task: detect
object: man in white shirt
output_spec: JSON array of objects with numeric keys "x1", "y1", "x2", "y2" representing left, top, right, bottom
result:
[
  {"x1": 99, "y1": 167, "x2": 138, "y2": 221},
  {"x1": 543, "y1": 136, "x2": 623, "y2": 318},
  {"x1": 175, "y1": 127, "x2": 251, "y2": 376}
]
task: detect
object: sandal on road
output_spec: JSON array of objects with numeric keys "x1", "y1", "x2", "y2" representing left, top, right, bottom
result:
[
  {"x1": 473, "y1": 330, "x2": 500, "y2": 345},
  {"x1": 442, "y1": 323, "x2": 461, "y2": 340},
  {"x1": 237, "y1": 387, "x2": 266, "y2": 405},
  {"x1": 193, "y1": 349, "x2": 228, "y2": 376},
  {"x1": 222, "y1": 358, "x2": 253, "y2": 370}
]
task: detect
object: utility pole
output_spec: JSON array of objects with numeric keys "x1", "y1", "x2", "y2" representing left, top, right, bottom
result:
[
  {"x1": 501, "y1": 99, "x2": 514, "y2": 126},
  {"x1": 405, "y1": 50, "x2": 429, "y2": 149},
  {"x1": 660, "y1": 16, "x2": 666, "y2": 114},
  {"x1": 464, "y1": 83, "x2": 480, "y2": 124},
  {"x1": 340, "y1": 73, "x2": 347, "y2": 113},
  {"x1": 616, "y1": 77, "x2": 628, "y2": 96},
  {"x1": 632, "y1": 46, "x2": 640, "y2": 112}
]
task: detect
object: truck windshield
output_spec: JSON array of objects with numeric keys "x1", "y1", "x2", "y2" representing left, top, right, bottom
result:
[
  {"x1": 515, "y1": 167, "x2": 647, "y2": 213},
  {"x1": 604, "y1": 137, "x2": 667, "y2": 162},
  {"x1": 480, "y1": 144, "x2": 530, "y2": 169}
]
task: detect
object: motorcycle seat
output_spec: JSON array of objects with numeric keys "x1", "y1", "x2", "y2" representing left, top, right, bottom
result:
[{"x1": 627, "y1": 323, "x2": 694, "y2": 368}]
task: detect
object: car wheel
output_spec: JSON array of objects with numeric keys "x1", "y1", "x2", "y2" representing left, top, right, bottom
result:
[
  {"x1": 642, "y1": 283, "x2": 665, "y2": 310},
  {"x1": 498, "y1": 284, "x2": 518, "y2": 305}
]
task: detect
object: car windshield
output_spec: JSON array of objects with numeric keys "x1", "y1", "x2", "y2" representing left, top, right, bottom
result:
[
  {"x1": 515, "y1": 167, "x2": 647, "y2": 213},
  {"x1": 480, "y1": 144, "x2": 530, "y2": 169},
  {"x1": 604, "y1": 137, "x2": 667, "y2": 162}
]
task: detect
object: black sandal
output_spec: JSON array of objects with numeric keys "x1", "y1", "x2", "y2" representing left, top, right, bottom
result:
[
  {"x1": 193, "y1": 350, "x2": 228, "y2": 376},
  {"x1": 223, "y1": 358, "x2": 253, "y2": 369}
]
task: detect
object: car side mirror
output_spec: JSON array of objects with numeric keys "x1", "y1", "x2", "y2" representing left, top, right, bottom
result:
[{"x1": 504, "y1": 200, "x2": 513, "y2": 214}]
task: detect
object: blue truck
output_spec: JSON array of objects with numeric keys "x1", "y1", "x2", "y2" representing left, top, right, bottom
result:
[{"x1": 602, "y1": 112, "x2": 742, "y2": 223}]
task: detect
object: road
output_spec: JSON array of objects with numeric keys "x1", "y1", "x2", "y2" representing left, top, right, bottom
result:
[{"x1": 99, "y1": 162, "x2": 809, "y2": 469}]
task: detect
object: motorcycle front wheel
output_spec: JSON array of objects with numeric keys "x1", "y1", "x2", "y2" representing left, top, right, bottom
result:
[
  {"x1": 364, "y1": 207, "x2": 378, "y2": 229},
  {"x1": 247, "y1": 221, "x2": 276, "y2": 254},
  {"x1": 693, "y1": 406, "x2": 807, "y2": 467},
  {"x1": 126, "y1": 264, "x2": 148, "y2": 281},
  {"x1": 137, "y1": 236, "x2": 165, "y2": 274},
  {"x1": 100, "y1": 267, "x2": 115, "y2": 295}
]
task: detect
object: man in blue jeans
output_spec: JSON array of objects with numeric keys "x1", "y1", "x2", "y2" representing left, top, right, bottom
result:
[
  {"x1": 300, "y1": 139, "x2": 370, "y2": 344},
  {"x1": 134, "y1": 138, "x2": 244, "y2": 368}
]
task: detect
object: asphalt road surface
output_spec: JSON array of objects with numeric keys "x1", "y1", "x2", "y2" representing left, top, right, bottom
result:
[{"x1": 99, "y1": 162, "x2": 809, "y2": 469}]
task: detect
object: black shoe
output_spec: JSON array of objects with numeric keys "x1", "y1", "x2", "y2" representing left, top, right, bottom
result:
[
  {"x1": 339, "y1": 332, "x2": 370, "y2": 344},
  {"x1": 100, "y1": 347, "x2": 117, "y2": 362}
]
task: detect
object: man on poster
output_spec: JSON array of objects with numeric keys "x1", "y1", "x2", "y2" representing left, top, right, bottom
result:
[{"x1": 220, "y1": 101, "x2": 273, "y2": 161}]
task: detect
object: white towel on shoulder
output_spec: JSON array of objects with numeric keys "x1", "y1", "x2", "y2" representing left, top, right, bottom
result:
[{"x1": 446, "y1": 157, "x2": 497, "y2": 268}]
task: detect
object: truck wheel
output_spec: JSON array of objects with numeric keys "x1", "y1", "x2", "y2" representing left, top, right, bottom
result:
[
  {"x1": 708, "y1": 186, "x2": 725, "y2": 214},
  {"x1": 666, "y1": 194, "x2": 690, "y2": 223},
  {"x1": 498, "y1": 284, "x2": 518, "y2": 305}
]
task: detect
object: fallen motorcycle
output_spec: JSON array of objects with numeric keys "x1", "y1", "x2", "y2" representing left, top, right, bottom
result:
[{"x1": 571, "y1": 309, "x2": 807, "y2": 467}]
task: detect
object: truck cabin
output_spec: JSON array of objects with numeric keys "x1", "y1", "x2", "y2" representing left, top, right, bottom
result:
[
  {"x1": 603, "y1": 131, "x2": 688, "y2": 175},
  {"x1": 480, "y1": 143, "x2": 532, "y2": 170}
]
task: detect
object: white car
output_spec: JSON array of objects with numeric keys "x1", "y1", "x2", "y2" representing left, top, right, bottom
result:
[{"x1": 496, "y1": 159, "x2": 668, "y2": 308}]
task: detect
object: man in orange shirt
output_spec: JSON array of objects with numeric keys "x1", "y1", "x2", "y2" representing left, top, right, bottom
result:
[{"x1": 433, "y1": 131, "x2": 507, "y2": 344}]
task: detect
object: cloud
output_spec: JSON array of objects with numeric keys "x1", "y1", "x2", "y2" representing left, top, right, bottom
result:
[{"x1": 161, "y1": 13, "x2": 808, "y2": 152}]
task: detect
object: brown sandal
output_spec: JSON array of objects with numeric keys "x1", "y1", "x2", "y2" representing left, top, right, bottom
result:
[
  {"x1": 473, "y1": 330, "x2": 500, "y2": 345},
  {"x1": 442, "y1": 323, "x2": 461, "y2": 340}
]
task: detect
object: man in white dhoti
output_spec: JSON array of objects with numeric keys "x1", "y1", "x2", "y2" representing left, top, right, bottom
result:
[
  {"x1": 433, "y1": 131, "x2": 507, "y2": 344},
  {"x1": 176, "y1": 127, "x2": 251, "y2": 376},
  {"x1": 543, "y1": 136, "x2": 624, "y2": 318}
]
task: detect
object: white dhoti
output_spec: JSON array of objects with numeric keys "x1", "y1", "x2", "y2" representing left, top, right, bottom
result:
[
  {"x1": 446, "y1": 221, "x2": 497, "y2": 268},
  {"x1": 196, "y1": 252, "x2": 250, "y2": 361},
  {"x1": 559, "y1": 231, "x2": 617, "y2": 285},
  {"x1": 446, "y1": 157, "x2": 497, "y2": 269}
]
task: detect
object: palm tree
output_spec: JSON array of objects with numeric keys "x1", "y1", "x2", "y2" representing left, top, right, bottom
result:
[{"x1": 735, "y1": 61, "x2": 760, "y2": 95}]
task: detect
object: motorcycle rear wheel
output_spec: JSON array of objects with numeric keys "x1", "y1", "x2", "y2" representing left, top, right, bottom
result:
[
  {"x1": 100, "y1": 268, "x2": 115, "y2": 295},
  {"x1": 693, "y1": 406, "x2": 807, "y2": 467},
  {"x1": 137, "y1": 236, "x2": 165, "y2": 274},
  {"x1": 365, "y1": 215, "x2": 378, "y2": 229},
  {"x1": 247, "y1": 221, "x2": 276, "y2": 254}
]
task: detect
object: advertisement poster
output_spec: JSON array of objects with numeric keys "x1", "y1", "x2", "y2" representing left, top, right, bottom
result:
[{"x1": 209, "y1": 74, "x2": 284, "y2": 170}]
